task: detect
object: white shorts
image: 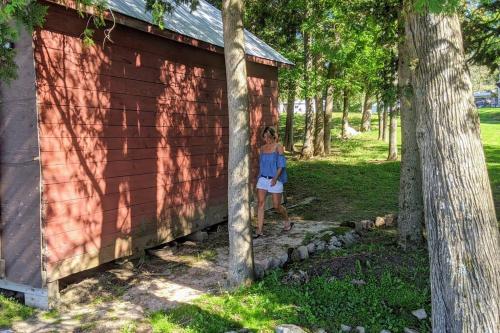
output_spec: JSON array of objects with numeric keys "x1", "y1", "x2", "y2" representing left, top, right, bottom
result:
[{"x1": 256, "y1": 177, "x2": 284, "y2": 194}]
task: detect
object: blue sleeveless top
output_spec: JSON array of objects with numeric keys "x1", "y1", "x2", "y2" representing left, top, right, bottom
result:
[{"x1": 259, "y1": 150, "x2": 288, "y2": 183}]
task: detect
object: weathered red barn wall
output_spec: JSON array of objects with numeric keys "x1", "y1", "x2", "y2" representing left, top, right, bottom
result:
[{"x1": 35, "y1": 4, "x2": 278, "y2": 281}]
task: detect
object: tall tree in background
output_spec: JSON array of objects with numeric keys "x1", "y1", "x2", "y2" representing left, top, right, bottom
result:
[
  {"x1": 397, "y1": 19, "x2": 423, "y2": 249},
  {"x1": 360, "y1": 90, "x2": 371, "y2": 132},
  {"x1": 284, "y1": 81, "x2": 296, "y2": 152},
  {"x1": 323, "y1": 63, "x2": 336, "y2": 154},
  {"x1": 406, "y1": 1, "x2": 500, "y2": 330},
  {"x1": 387, "y1": 106, "x2": 398, "y2": 160},
  {"x1": 222, "y1": 0, "x2": 255, "y2": 287},
  {"x1": 301, "y1": 0, "x2": 315, "y2": 159}
]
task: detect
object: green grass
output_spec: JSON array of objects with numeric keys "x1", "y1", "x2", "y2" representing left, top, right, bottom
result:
[
  {"x1": 283, "y1": 107, "x2": 500, "y2": 220},
  {"x1": 149, "y1": 230, "x2": 431, "y2": 333},
  {"x1": 0, "y1": 295, "x2": 34, "y2": 328}
]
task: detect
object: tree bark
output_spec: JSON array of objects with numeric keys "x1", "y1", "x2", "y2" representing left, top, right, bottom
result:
[
  {"x1": 222, "y1": 0, "x2": 254, "y2": 287},
  {"x1": 406, "y1": 6, "x2": 500, "y2": 331},
  {"x1": 313, "y1": 92, "x2": 325, "y2": 155},
  {"x1": 382, "y1": 104, "x2": 388, "y2": 141},
  {"x1": 341, "y1": 88, "x2": 349, "y2": 138},
  {"x1": 360, "y1": 91, "x2": 371, "y2": 132},
  {"x1": 397, "y1": 28, "x2": 423, "y2": 250},
  {"x1": 301, "y1": 24, "x2": 314, "y2": 159},
  {"x1": 324, "y1": 84, "x2": 334, "y2": 154},
  {"x1": 387, "y1": 106, "x2": 398, "y2": 160},
  {"x1": 284, "y1": 81, "x2": 296, "y2": 152},
  {"x1": 377, "y1": 99, "x2": 383, "y2": 140}
]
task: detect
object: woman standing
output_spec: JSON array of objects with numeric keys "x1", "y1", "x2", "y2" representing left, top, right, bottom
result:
[{"x1": 254, "y1": 127, "x2": 293, "y2": 238}]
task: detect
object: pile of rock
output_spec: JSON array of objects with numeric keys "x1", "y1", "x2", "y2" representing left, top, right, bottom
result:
[{"x1": 355, "y1": 214, "x2": 397, "y2": 232}]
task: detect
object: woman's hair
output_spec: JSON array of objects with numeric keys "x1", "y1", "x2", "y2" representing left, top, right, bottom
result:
[{"x1": 262, "y1": 126, "x2": 277, "y2": 139}]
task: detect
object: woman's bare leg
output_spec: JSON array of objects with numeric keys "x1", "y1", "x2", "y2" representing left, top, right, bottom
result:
[
  {"x1": 257, "y1": 189, "x2": 267, "y2": 234},
  {"x1": 272, "y1": 193, "x2": 290, "y2": 229}
]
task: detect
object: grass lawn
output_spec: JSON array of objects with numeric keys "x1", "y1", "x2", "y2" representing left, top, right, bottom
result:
[{"x1": 1, "y1": 108, "x2": 498, "y2": 332}]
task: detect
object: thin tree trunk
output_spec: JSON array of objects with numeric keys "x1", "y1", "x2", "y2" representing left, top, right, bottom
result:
[
  {"x1": 406, "y1": 5, "x2": 500, "y2": 331},
  {"x1": 313, "y1": 92, "x2": 325, "y2": 155},
  {"x1": 387, "y1": 106, "x2": 398, "y2": 160},
  {"x1": 284, "y1": 81, "x2": 296, "y2": 152},
  {"x1": 377, "y1": 100, "x2": 383, "y2": 140},
  {"x1": 222, "y1": 0, "x2": 254, "y2": 287},
  {"x1": 382, "y1": 104, "x2": 388, "y2": 141},
  {"x1": 301, "y1": 23, "x2": 314, "y2": 159},
  {"x1": 324, "y1": 84, "x2": 333, "y2": 154},
  {"x1": 397, "y1": 27, "x2": 423, "y2": 250},
  {"x1": 360, "y1": 91, "x2": 371, "y2": 132},
  {"x1": 341, "y1": 88, "x2": 349, "y2": 138}
]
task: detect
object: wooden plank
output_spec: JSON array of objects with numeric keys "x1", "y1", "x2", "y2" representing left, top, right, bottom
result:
[
  {"x1": 0, "y1": 27, "x2": 43, "y2": 288},
  {"x1": 46, "y1": 202, "x2": 228, "y2": 281}
]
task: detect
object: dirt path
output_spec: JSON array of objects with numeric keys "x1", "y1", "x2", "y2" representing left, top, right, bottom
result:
[{"x1": 13, "y1": 219, "x2": 342, "y2": 332}]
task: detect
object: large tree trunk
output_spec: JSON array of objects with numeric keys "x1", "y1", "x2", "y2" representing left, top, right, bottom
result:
[
  {"x1": 387, "y1": 106, "x2": 398, "y2": 160},
  {"x1": 313, "y1": 92, "x2": 325, "y2": 155},
  {"x1": 377, "y1": 100, "x2": 383, "y2": 140},
  {"x1": 406, "y1": 6, "x2": 500, "y2": 331},
  {"x1": 382, "y1": 104, "x2": 388, "y2": 141},
  {"x1": 284, "y1": 81, "x2": 296, "y2": 152},
  {"x1": 323, "y1": 84, "x2": 334, "y2": 154},
  {"x1": 301, "y1": 27, "x2": 314, "y2": 159},
  {"x1": 397, "y1": 30, "x2": 423, "y2": 250},
  {"x1": 341, "y1": 88, "x2": 349, "y2": 138},
  {"x1": 222, "y1": 0, "x2": 254, "y2": 287},
  {"x1": 360, "y1": 91, "x2": 371, "y2": 132}
]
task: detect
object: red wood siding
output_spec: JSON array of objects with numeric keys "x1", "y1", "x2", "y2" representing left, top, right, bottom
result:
[{"x1": 35, "y1": 4, "x2": 278, "y2": 280}]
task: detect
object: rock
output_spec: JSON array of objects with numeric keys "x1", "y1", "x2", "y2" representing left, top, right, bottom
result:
[
  {"x1": 0, "y1": 330, "x2": 14, "y2": 333},
  {"x1": 255, "y1": 258, "x2": 270, "y2": 271},
  {"x1": 351, "y1": 279, "x2": 366, "y2": 286},
  {"x1": 275, "y1": 324, "x2": 307, "y2": 333},
  {"x1": 282, "y1": 270, "x2": 309, "y2": 285},
  {"x1": 306, "y1": 242, "x2": 316, "y2": 254},
  {"x1": 315, "y1": 241, "x2": 326, "y2": 251},
  {"x1": 278, "y1": 253, "x2": 289, "y2": 267},
  {"x1": 340, "y1": 324, "x2": 352, "y2": 332},
  {"x1": 268, "y1": 256, "x2": 281, "y2": 269},
  {"x1": 404, "y1": 328, "x2": 418, "y2": 333},
  {"x1": 254, "y1": 265, "x2": 265, "y2": 279},
  {"x1": 290, "y1": 248, "x2": 301, "y2": 262},
  {"x1": 354, "y1": 327, "x2": 365, "y2": 333},
  {"x1": 327, "y1": 244, "x2": 340, "y2": 251},
  {"x1": 342, "y1": 232, "x2": 356, "y2": 246},
  {"x1": 186, "y1": 231, "x2": 209, "y2": 242},
  {"x1": 297, "y1": 246, "x2": 309, "y2": 260},
  {"x1": 380, "y1": 330, "x2": 391, "y2": 333},
  {"x1": 314, "y1": 329, "x2": 327, "y2": 333},
  {"x1": 384, "y1": 214, "x2": 397, "y2": 227},
  {"x1": 375, "y1": 216, "x2": 385, "y2": 227},
  {"x1": 411, "y1": 308, "x2": 427, "y2": 320},
  {"x1": 355, "y1": 220, "x2": 373, "y2": 232}
]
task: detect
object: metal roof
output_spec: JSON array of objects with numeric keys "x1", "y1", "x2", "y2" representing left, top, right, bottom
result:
[{"x1": 107, "y1": 0, "x2": 292, "y2": 65}]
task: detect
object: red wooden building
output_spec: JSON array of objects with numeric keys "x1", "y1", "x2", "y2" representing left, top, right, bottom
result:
[{"x1": 0, "y1": 0, "x2": 291, "y2": 308}]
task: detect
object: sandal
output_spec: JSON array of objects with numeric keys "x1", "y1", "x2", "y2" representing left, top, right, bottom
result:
[{"x1": 282, "y1": 222, "x2": 294, "y2": 232}]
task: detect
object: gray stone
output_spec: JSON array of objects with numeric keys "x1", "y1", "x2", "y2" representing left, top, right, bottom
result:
[
  {"x1": 306, "y1": 242, "x2": 316, "y2": 254},
  {"x1": 282, "y1": 270, "x2": 309, "y2": 285},
  {"x1": 375, "y1": 216, "x2": 385, "y2": 227},
  {"x1": 380, "y1": 330, "x2": 391, "y2": 333},
  {"x1": 354, "y1": 327, "x2": 365, "y2": 333},
  {"x1": 186, "y1": 231, "x2": 209, "y2": 242},
  {"x1": 0, "y1": 330, "x2": 14, "y2": 333},
  {"x1": 316, "y1": 241, "x2": 326, "y2": 251},
  {"x1": 290, "y1": 249, "x2": 301, "y2": 262},
  {"x1": 411, "y1": 308, "x2": 427, "y2": 320},
  {"x1": 269, "y1": 257, "x2": 281, "y2": 269},
  {"x1": 327, "y1": 244, "x2": 340, "y2": 251},
  {"x1": 255, "y1": 258, "x2": 270, "y2": 272},
  {"x1": 278, "y1": 253, "x2": 289, "y2": 267},
  {"x1": 329, "y1": 235, "x2": 339, "y2": 244},
  {"x1": 351, "y1": 279, "x2": 366, "y2": 286},
  {"x1": 254, "y1": 265, "x2": 265, "y2": 279},
  {"x1": 297, "y1": 246, "x2": 309, "y2": 260},
  {"x1": 314, "y1": 329, "x2": 327, "y2": 333},
  {"x1": 343, "y1": 232, "x2": 356, "y2": 246},
  {"x1": 404, "y1": 328, "x2": 418, "y2": 333},
  {"x1": 340, "y1": 324, "x2": 352, "y2": 332},
  {"x1": 355, "y1": 219, "x2": 373, "y2": 231},
  {"x1": 275, "y1": 324, "x2": 307, "y2": 333}
]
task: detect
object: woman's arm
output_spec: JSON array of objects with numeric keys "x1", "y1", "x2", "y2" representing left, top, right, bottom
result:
[{"x1": 272, "y1": 145, "x2": 286, "y2": 185}]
